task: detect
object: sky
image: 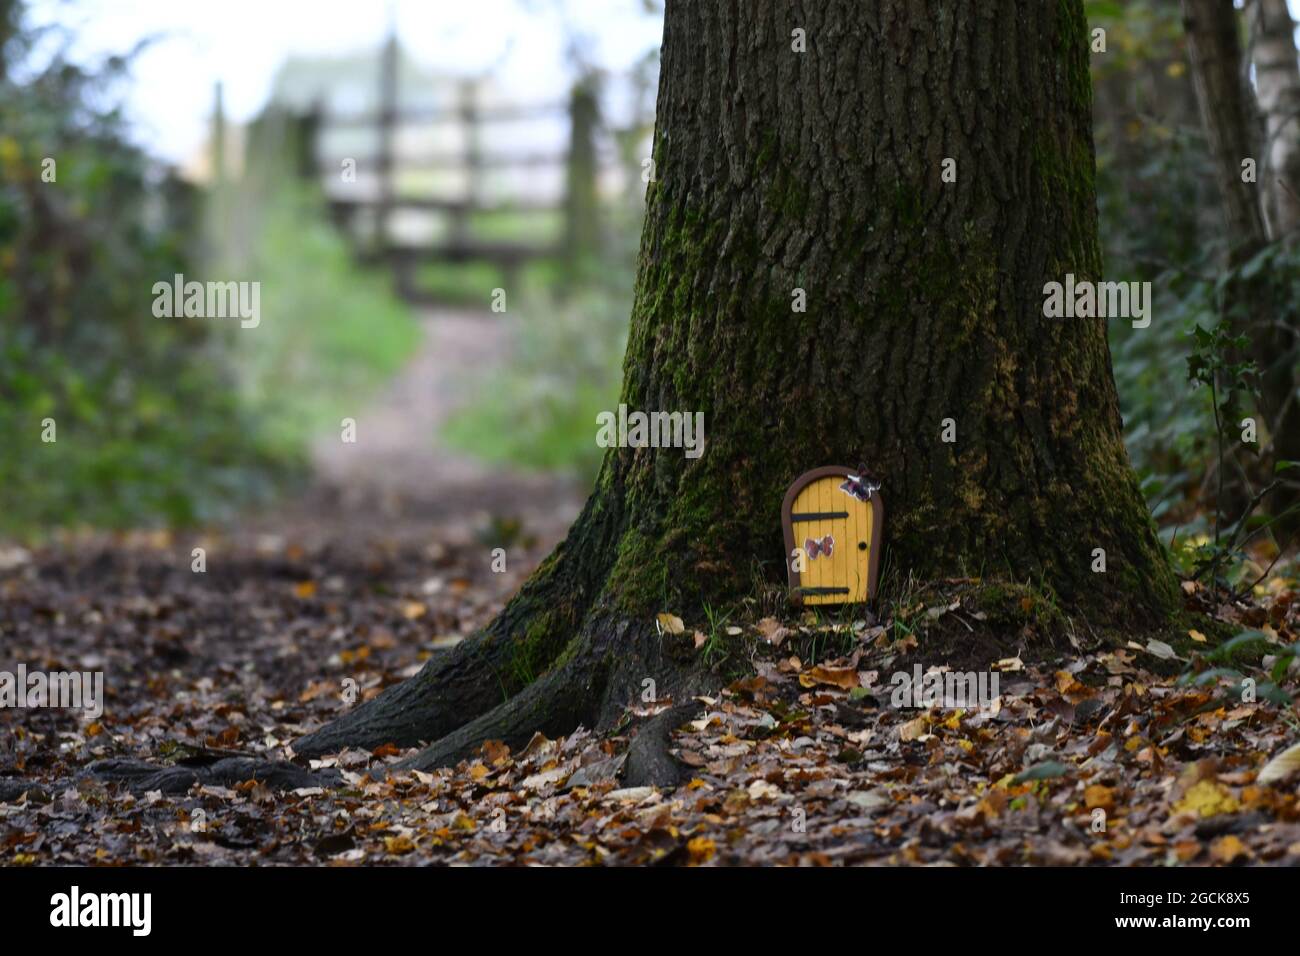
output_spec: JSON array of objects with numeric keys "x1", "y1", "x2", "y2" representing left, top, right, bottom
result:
[
  {"x1": 25, "y1": 0, "x2": 665, "y2": 165},
  {"x1": 22, "y1": 0, "x2": 1300, "y2": 168}
]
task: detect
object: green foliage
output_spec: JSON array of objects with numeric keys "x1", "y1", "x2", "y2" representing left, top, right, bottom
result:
[
  {"x1": 441, "y1": 267, "x2": 630, "y2": 476},
  {"x1": 1176, "y1": 629, "x2": 1299, "y2": 708},
  {"x1": 207, "y1": 123, "x2": 419, "y2": 449},
  {"x1": 0, "y1": 17, "x2": 292, "y2": 534}
]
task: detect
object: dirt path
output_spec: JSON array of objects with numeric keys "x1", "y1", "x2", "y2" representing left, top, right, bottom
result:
[{"x1": 295, "y1": 306, "x2": 585, "y2": 549}]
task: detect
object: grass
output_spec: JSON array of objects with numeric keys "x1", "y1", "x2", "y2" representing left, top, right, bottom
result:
[
  {"x1": 416, "y1": 257, "x2": 566, "y2": 306},
  {"x1": 440, "y1": 273, "x2": 629, "y2": 476},
  {"x1": 226, "y1": 182, "x2": 420, "y2": 451}
]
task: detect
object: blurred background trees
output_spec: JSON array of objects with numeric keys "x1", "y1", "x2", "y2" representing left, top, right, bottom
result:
[{"x1": 0, "y1": 0, "x2": 295, "y2": 532}]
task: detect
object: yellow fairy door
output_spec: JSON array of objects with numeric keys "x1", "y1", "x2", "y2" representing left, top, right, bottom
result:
[{"x1": 782, "y1": 467, "x2": 884, "y2": 605}]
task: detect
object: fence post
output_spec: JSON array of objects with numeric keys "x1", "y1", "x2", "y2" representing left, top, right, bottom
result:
[
  {"x1": 452, "y1": 78, "x2": 479, "y2": 251},
  {"x1": 563, "y1": 74, "x2": 601, "y2": 285},
  {"x1": 375, "y1": 31, "x2": 398, "y2": 255}
]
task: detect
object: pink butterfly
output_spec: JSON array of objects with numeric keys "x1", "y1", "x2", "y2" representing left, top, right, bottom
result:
[
  {"x1": 840, "y1": 474, "x2": 880, "y2": 502},
  {"x1": 804, "y1": 535, "x2": 834, "y2": 559}
]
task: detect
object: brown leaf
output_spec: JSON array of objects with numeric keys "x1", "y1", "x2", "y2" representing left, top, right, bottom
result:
[
  {"x1": 1210, "y1": 834, "x2": 1250, "y2": 864},
  {"x1": 1083, "y1": 784, "x2": 1115, "y2": 812},
  {"x1": 755, "y1": 617, "x2": 790, "y2": 647},
  {"x1": 798, "y1": 664, "x2": 860, "y2": 690}
]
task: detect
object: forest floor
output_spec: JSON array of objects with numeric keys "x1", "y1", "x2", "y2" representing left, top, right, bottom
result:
[{"x1": 3, "y1": 311, "x2": 1300, "y2": 866}]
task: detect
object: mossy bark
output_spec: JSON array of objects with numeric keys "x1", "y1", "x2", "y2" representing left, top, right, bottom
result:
[
  {"x1": 297, "y1": 0, "x2": 1178, "y2": 765},
  {"x1": 598, "y1": 0, "x2": 1177, "y2": 624}
]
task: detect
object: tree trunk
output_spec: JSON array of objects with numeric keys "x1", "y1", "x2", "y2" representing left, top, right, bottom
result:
[
  {"x1": 296, "y1": 0, "x2": 1177, "y2": 770},
  {"x1": 1183, "y1": 0, "x2": 1300, "y2": 532},
  {"x1": 1249, "y1": 0, "x2": 1300, "y2": 243}
]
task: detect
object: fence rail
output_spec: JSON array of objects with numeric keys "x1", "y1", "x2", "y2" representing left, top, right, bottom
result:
[{"x1": 306, "y1": 33, "x2": 616, "y2": 307}]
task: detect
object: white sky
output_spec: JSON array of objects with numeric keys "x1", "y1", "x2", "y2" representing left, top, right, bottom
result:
[
  {"x1": 25, "y1": 0, "x2": 665, "y2": 164},
  {"x1": 22, "y1": 0, "x2": 1300, "y2": 167}
]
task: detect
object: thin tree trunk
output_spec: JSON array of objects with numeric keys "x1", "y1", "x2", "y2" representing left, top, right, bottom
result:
[
  {"x1": 1249, "y1": 0, "x2": 1300, "y2": 243},
  {"x1": 1183, "y1": 0, "x2": 1300, "y2": 527},
  {"x1": 297, "y1": 0, "x2": 1177, "y2": 767}
]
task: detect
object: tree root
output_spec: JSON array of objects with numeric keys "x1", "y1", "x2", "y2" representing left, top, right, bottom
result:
[
  {"x1": 87, "y1": 757, "x2": 338, "y2": 793},
  {"x1": 381, "y1": 613, "x2": 717, "y2": 781},
  {"x1": 293, "y1": 632, "x2": 517, "y2": 758},
  {"x1": 0, "y1": 756, "x2": 338, "y2": 804},
  {"x1": 621, "y1": 700, "x2": 701, "y2": 789},
  {"x1": 396, "y1": 659, "x2": 602, "y2": 771}
]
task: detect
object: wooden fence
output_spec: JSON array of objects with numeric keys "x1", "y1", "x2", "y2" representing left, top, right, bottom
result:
[{"x1": 306, "y1": 34, "x2": 616, "y2": 305}]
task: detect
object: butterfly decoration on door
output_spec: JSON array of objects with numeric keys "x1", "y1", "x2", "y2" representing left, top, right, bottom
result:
[
  {"x1": 804, "y1": 535, "x2": 834, "y2": 559},
  {"x1": 839, "y1": 474, "x2": 880, "y2": 502}
]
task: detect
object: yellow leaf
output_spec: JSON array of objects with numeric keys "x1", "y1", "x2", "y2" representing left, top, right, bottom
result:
[
  {"x1": 1173, "y1": 779, "x2": 1240, "y2": 819},
  {"x1": 1210, "y1": 834, "x2": 1249, "y2": 864},
  {"x1": 657, "y1": 613, "x2": 685, "y2": 635},
  {"x1": 293, "y1": 580, "x2": 317, "y2": 599},
  {"x1": 402, "y1": 601, "x2": 426, "y2": 620},
  {"x1": 1188, "y1": 629, "x2": 1207, "y2": 643},
  {"x1": 687, "y1": 836, "x2": 716, "y2": 864},
  {"x1": 383, "y1": 835, "x2": 415, "y2": 855}
]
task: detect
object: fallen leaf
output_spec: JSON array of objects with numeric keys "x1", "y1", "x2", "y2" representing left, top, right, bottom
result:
[
  {"x1": 687, "y1": 836, "x2": 716, "y2": 864},
  {"x1": 1145, "y1": 639, "x2": 1177, "y2": 660},
  {"x1": 657, "y1": 613, "x2": 685, "y2": 635},
  {"x1": 383, "y1": 835, "x2": 415, "y2": 855},
  {"x1": 798, "y1": 664, "x2": 860, "y2": 690},
  {"x1": 1084, "y1": 784, "x2": 1115, "y2": 812},
  {"x1": 755, "y1": 617, "x2": 790, "y2": 647},
  {"x1": 1210, "y1": 834, "x2": 1249, "y2": 864},
  {"x1": 1013, "y1": 761, "x2": 1071, "y2": 784},
  {"x1": 1173, "y1": 779, "x2": 1239, "y2": 818},
  {"x1": 1257, "y1": 742, "x2": 1300, "y2": 785},
  {"x1": 899, "y1": 716, "x2": 928, "y2": 742}
]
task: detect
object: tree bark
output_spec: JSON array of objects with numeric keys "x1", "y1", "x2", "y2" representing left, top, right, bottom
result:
[
  {"x1": 297, "y1": 0, "x2": 1177, "y2": 766},
  {"x1": 1183, "y1": 0, "x2": 1300, "y2": 529},
  {"x1": 1249, "y1": 0, "x2": 1300, "y2": 243}
]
